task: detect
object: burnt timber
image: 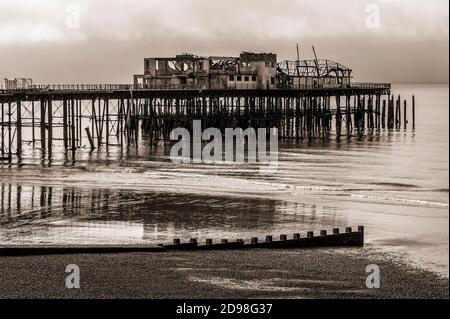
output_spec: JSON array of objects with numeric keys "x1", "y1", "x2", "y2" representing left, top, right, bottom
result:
[{"x1": 0, "y1": 83, "x2": 417, "y2": 162}]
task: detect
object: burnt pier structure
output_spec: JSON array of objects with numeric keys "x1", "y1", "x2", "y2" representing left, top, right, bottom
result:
[{"x1": 0, "y1": 83, "x2": 415, "y2": 162}]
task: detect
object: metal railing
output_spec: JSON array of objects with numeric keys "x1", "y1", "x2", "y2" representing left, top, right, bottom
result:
[
  {"x1": 279, "y1": 83, "x2": 391, "y2": 90},
  {"x1": 32, "y1": 84, "x2": 134, "y2": 91},
  {"x1": 349, "y1": 82, "x2": 391, "y2": 89},
  {"x1": 0, "y1": 82, "x2": 391, "y2": 93}
]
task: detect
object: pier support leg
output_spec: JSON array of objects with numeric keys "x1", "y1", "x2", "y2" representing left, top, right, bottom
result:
[
  {"x1": 47, "y1": 99, "x2": 52, "y2": 156},
  {"x1": 63, "y1": 99, "x2": 68, "y2": 150},
  {"x1": 16, "y1": 101, "x2": 22, "y2": 156},
  {"x1": 40, "y1": 100, "x2": 46, "y2": 150},
  {"x1": 85, "y1": 128, "x2": 95, "y2": 149},
  {"x1": 71, "y1": 99, "x2": 76, "y2": 157}
]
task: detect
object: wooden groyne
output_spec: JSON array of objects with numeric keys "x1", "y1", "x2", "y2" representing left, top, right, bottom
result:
[
  {"x1": 0, "y1": 84, "x2": 417, "y2": 162},
  {"x1": 0, "y1": 226, "x2": 364, "y2": 256},
  {"x1": 164, "y1": 226, "x2": 364, "y2": 251}
]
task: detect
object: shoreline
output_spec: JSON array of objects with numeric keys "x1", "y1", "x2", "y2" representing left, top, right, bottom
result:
[{"x1": 0, "y1": 248, "x2": 448, "y2": 299}]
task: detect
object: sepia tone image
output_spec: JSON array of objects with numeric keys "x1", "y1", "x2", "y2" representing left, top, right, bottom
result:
[{"x1": 0, "y1": 0, "x2": 448, "y2": 304}]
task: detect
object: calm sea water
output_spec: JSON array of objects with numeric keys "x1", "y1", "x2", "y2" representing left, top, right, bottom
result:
[{"x1": 0, "y1": 84, "x2": 448, "y2": 276}]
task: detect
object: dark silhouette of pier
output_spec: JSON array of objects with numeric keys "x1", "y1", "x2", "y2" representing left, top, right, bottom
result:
[{"x1": 0, "y1": 83, "x2": 415, "y2": 162}]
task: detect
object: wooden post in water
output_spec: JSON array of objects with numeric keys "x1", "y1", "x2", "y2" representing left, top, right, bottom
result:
[
  {"x1": 78, "y1": 99, "x2": 82, "y2": 147},
  {"x1": 388, "y1": 95, "x2": 394, "y2": 129},
  {"x1": 134, "y1": 99, "x2": 139, "y2": 144},
  {"x1": 7, "y1": 103, "x2": 11, "y2": 160},
  {"x1": 71, "y1": 99, "x2": 76, "y2": 155},
  {"x1": 85, "y1": 128, "x2": 95, "y2": 149},
  {"x1": 67, "y1": 100, "x2": 71, "y2": 148},
  {"x1": 105, "y1": 99, "x2": 109, "y2": 147},
  {"x1": 412, "y1": 95, "x2": 415, "y2": 130},
  {"x1": 126, "y1": 98, "x2": 131, "y2": 144},
  {"x1": 403, "y1": 99, "x2": 407, "y2": 129},
  {"x1": 47, "y1": 99, "x2": 52, "y2": 156},
  {"x1": 376, "y1": 95, "x2": 381, "y2": 129},
  {"x1": 335, "y1": 95, "x2": 341, "y2": 136},
  {"x1": 361, "y1": 95, "x2": 366, "y2": 130},
  {"x1": 118, "y1": 99, "x2": 123, "y2": 147},
  {"x1": 395, "y1": 96, "x2": 398, "y2": 129},
  {"x1": 63, "y1": 99, "x2": 68, "y2": 149},
  {"x1": 94, "y1": 98, "x2": 101, "y2": 148},
  {"x1": 91, "y1": 99, "x2": 95, "y2": 146},
  {"x1": 16, "y1": 101, "x2": 22, "y2": 156},
  {"x1": 40, "y1": 99, "x2": 46, "y2": 150},
  {"x1": 31, "y1": 101, "x2": 35, "y2": 146}
]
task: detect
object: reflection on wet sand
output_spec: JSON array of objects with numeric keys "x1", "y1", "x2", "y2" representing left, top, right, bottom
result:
[{"x1": 0, "y1": 182, "x2": 338, "y2": 245}]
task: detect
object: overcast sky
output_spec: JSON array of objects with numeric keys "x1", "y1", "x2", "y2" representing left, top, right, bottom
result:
[{"x1": 0, "y1": 0, "x2": 448, "y2": 83}]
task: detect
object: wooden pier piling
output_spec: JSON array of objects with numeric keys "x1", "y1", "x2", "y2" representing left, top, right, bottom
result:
[
  {"x1": 63, "y1": 99, "x2": 68, "y2": 150},
  {"x1": 404, "y1": 99, "x2": 407, "y2": 129},
  {"x1": 40, "y1": 100, "x2": 46, "y2": 150},
  {"x1": 85, "y1": 128, "x2": 95, "y2": 149},
  {"x1": 47, "y1": 99, "x2": 53, "y2": 156},
  {"x1": 16, "y1": 101, "x2": 21, "y2": 155},
  {"x1": 0, "y1": 84, "x2": 418, "y2": 162}
]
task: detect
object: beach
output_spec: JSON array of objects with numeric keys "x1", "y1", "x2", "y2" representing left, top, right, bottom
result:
[{"x1": 0, "y1": 248, "x2": 448, "y2": 299}]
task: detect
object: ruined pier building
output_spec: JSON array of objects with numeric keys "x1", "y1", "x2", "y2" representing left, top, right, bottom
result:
[{"x1": 133, "y1": 51, "x2": 352, "y2": 90}]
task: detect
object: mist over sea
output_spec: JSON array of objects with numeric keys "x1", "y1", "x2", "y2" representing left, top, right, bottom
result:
[{"x1": 0, "y1": 84, "x2": 448, "y2": 276}]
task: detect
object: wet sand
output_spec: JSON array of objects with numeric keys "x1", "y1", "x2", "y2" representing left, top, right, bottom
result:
[{"x1": 0, "y1": 248, "x2": 447, "y2": 299}]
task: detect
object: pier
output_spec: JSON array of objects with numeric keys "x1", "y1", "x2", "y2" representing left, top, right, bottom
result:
[
  {"x1": 1, "y1": 51, "x2": 417, "y2": 162},
  {"x1": 0, "y1": 83, "x2": 417, "y2": 163}
]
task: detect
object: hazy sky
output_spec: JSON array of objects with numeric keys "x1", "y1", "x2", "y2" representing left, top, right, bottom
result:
[{"x1": 0, "y1": 0, "x2": 448, "y2": 83}]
